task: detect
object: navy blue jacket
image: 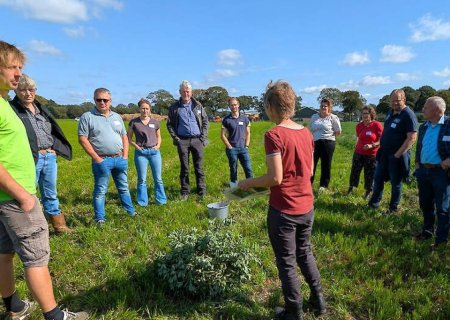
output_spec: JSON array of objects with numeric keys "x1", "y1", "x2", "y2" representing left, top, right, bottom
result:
[{"x1": 415, "y1": 116, "x2": 450, "y2": 164}]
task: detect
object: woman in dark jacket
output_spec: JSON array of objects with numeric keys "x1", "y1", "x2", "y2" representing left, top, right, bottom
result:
[{"x1": 10, "y1": 74, "x2": 73, "y2": 234}]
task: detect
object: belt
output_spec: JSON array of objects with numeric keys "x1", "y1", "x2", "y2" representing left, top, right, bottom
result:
[
  {"x1": 38, "y1": 148, "x2": 54, "y2": 154},
  {"x1": 421, "y1": 163, "x2": 441, "y2": 169},
  {"x1": 179, "y1": 136, "x2": 200, "y2": 140},
  {"x1": 99, "y1": 152, "x2": 122, "y2": 158}
]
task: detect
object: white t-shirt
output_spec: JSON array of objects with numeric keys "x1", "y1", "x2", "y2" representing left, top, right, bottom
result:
[{"x1": 310, "y1": 113, "x2": 341, "y2": 141}]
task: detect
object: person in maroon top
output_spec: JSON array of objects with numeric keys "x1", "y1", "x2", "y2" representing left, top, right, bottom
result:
[
  {"x1": 238, "y1": 81, "x2": 326, "y2": 320},
  {"x1": 347, "y1": 105, "x2": 383, "y2": 198}
]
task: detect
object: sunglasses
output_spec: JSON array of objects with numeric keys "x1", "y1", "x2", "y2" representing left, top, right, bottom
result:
[{"x1": 95, "y1": 98, "x2": 110, "y2": 103}]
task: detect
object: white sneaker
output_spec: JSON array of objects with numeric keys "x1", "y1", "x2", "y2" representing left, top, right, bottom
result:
[
  {"x1": 8, "y1": 300, "x2": 37, "y2": 320},
  {"x1": 62, "y1": 310, "x2": 89, "y2": 320},
  {"x1": 229, "y1": 181, "x2": 238, "y2": 188}
]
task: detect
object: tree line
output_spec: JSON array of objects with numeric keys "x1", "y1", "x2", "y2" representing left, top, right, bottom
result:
[
  {"x1": 317, "y1": 86, "x2": 450, "y2": 120},
  {"x1": 17, "y1": 84, "x2": 450, "y2": 119}
]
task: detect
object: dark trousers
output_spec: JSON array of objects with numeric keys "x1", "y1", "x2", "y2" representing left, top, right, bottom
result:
[
  {"x1": 267, "y1": 206, "x2": 322, "y2": 309},
  {"x1": 177, "y1": 137, "x2": 206, "y2": 195},
  {"x1": 312, "y1": 139, "x2": 336, "y2": 188},
  {"x1": 416, "y1": 167, "x2": 450, "y2": 244},
  {"x1": 349, "y1": 152, "x2": 376, "y2": 191},
  {"x1": 369, "y1": 152, "x2": 402, "y2": 211}
]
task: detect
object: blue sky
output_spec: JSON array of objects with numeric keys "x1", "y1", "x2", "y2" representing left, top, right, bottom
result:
[{"x1": 1, "y1": 0, "x2": 450, "y2": 108}]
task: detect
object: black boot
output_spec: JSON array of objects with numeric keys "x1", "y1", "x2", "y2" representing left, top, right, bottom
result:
[
  {"x1": 308, "y1": 289, "x2": 327, "y2": 315},
  {"x1": 275, "y1": 304, "x2": 303, "y2": 320}
]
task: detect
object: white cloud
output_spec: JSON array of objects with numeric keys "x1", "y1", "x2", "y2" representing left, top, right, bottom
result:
[
  {"x1": 63, "y1": 26, "x2": 85, "y2": 38},
  {"x1": 338, "y1": 80, "x2": 359, "y2": 91},
  {"x1": 341, "y1": 51, "x2": 370, "y2": 66},
  {"x1": 380, "y1": 45, "x2": 415, "y2": 63},
  {"x1": 444, "y1": 79, "x2": 450, "y2": 86},
  {"x1": 0, "y1": 0, "x2": 123, "y2": 23},
  {"x1": 0, "y1": 0, "x2": 88, "y2": 23},
  {"x1": 395, "y1": 73, "x2": 419, "y2": 81},
  {"x1": 433, "y1": 67, "x2": 450, "y2": 77},
  {"x1": 410, "y1": 14, "x2": 450, "y2": 42},
  {"x1": 28, "y1": 40, "x2": 62, "y2": 56},
  {"x1": 359, "y1": 75, "x2": 391, "y2": 86},
  {"x1": 92, "y1": 0, "x2": 124, "y2": 10},
  {"x1": 205, "y1": 69, "x2": 239, "y2": 83},
  {"x1": 299, "y1": 85, "x2": 327, "y2": 94},
  {"x1": 217, "y1": 49, "x2": 243, "y2": 66}
]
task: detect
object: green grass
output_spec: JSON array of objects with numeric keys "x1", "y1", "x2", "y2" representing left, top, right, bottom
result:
[{"x1": 4, "y1": 120, "x2": 450, "y2": 320}]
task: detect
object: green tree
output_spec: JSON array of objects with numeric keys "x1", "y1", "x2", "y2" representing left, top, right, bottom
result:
[
  {"x1": 342, "y1": 90, "x2": 366, "y2": 121},
  {"x1": 401, "y1": 86, "x2": 419, "y2": 109},
  {"x1": 192, "y1": 88, "x2": 207, "y2": 106},
  {"x1": 415, "y1": 85, "x2": 437, "y2": 112},
  {"x1": 377, "y1": 95, "x2": 391, "y2": 115},
  {"x1": 317, "y1": 88, "x2": 343, "y2": 108},
  {"x1": 204, "y1": 86, "x2": 228, "y2": 116},
  {"x1": 437, "y1": 89, "x2": 450, "y2": 115},
  {"x1": 295, "y1": 96, "x2": 302, "y2": 114},
  {"x1": 147, "y1": 89, "x2": 175, "y2": 115},
  {"x1": 236, "y1": 95, "x2": 254, "y2": 111}
]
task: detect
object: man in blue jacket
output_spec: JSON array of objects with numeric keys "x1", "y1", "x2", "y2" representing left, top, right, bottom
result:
[
  {"x1": 414, "y1": 96, "x2": 450, "y2": 249},
  {"x1": 167, "y1": 80, "x2": 208, "y2": 200}
]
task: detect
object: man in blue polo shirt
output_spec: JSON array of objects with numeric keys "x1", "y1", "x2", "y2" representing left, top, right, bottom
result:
[
  {"x1": 221, "y1": 97, "x2": 253, "y2": 188},
  {"x1": 78, "y1": 88, "x2": 135, "y2": 224},
  {"x1": 414, "y1": 96, "x2": 450, "y2": 249},
  {"x1": 368, "y1": 89, "x2": 418, "y2": 214}
]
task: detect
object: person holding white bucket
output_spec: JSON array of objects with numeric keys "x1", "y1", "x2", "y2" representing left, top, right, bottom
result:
[{"x1": 238, "y1": 81, "x2": 326, "y2": 320}]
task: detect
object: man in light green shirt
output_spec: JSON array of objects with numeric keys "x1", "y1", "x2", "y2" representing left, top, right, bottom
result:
[{"x1": 0, "y1": 41, "x2": 88, "y2": 320}]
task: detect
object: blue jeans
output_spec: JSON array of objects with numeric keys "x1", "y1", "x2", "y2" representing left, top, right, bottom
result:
[
  {"x1": 134, "y1": 148, "x2": 167, "y2": 206},
  {"x1": 369, "y1": 153, "x2": 402, "y2": 210},
  {"x1": 416, "y1": 167, "x2": 450, "y2": 244},
  {"x1": 35, "y1": 152, "x2": 61, "y2": 215},
  {"x1": 225, "y1": 147, "x2": 253, "y2": 183},
  {"x1": 92, "y1": 156, "x2": 135, "y2": 221}
]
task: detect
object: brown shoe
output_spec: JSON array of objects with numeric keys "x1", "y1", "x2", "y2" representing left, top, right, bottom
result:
[{"x1": 50, "y1": 213, "x2": 73, "y2": 234}]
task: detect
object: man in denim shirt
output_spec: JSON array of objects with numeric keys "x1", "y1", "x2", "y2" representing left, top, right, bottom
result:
[
  {"x1": 414, "y1": 96, "x2": 450, "y2": 249},
  {"x1": 78, "y1": 88, "x2": 135, "y2": 225},
  {"x1": 167, "y1": 80, "x2": 208, "y2": 200}
]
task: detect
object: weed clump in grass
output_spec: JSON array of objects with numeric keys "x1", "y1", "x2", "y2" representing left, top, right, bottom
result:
[{"x1": 155, "y1": 219, "x2": 259, "y2": 299}]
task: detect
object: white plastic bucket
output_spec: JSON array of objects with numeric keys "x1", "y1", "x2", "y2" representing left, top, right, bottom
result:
[{"x1": 207, "y1": 202, "x2": 229, "y2": 219}]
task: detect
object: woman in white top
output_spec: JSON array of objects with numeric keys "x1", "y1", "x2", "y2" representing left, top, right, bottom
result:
[{"x1": 310, "y1": 98, "x2": 341, "y2": 189}]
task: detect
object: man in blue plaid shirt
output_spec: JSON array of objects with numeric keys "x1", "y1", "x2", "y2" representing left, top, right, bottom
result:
[{"x1": 414, "y1": 96, "x2": 450, "y2": 249}]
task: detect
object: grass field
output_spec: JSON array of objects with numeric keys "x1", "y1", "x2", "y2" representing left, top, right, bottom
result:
[{"x1": 4, "y1": 120, "x2": 450, "y2": 320}]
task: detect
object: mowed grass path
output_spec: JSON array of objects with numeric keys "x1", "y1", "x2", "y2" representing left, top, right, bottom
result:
[{"x1": 5, "y1": 120, "x2": 450, "y2": 320}]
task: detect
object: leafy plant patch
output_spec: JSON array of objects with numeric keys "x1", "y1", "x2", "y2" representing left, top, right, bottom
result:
[{"x1": 155, "y1": 219, "x2": 259, "y2": 299}]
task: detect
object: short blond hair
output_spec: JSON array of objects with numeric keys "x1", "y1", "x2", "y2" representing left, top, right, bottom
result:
[
  {"x1": 0, "y1": 41, "x2": 26, "y2": 67},
  {"x1": 264, "y1": 80, "x2": 296, "y2": 119}
]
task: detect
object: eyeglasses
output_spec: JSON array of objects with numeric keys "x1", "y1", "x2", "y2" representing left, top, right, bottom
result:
[
  {"x1": 95, "y1": 98, "x2": 110, "y2": 103},
  {"x1": 362, "y1": 112, "x2": 370, "y2": 115},
  {"x1": 19, "y1": 88, "x2": 36, "y2": 93}
]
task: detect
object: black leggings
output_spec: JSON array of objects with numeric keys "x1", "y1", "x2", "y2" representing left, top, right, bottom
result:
[{"x1": 312, "y1": 139, "x2": 336, "y2": 188}]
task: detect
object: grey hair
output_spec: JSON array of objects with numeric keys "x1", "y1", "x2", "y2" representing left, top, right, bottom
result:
[
  {"x1": 426, "y1": 96, "x2": 446, "y2": 114},
  {"x1": 179, "y1": 80, "x2": 192, "y2": 91},
  {"x1": 94, "y1": 87, "x2": 111, "y2": 97},
  {"x1": 16, "y1": 73, "x2": 36, "y2": 91}
]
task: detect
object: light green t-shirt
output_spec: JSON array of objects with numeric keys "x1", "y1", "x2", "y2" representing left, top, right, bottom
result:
[{"x1": 0, "y1": 97, "x2": 36, "y2": 202}]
